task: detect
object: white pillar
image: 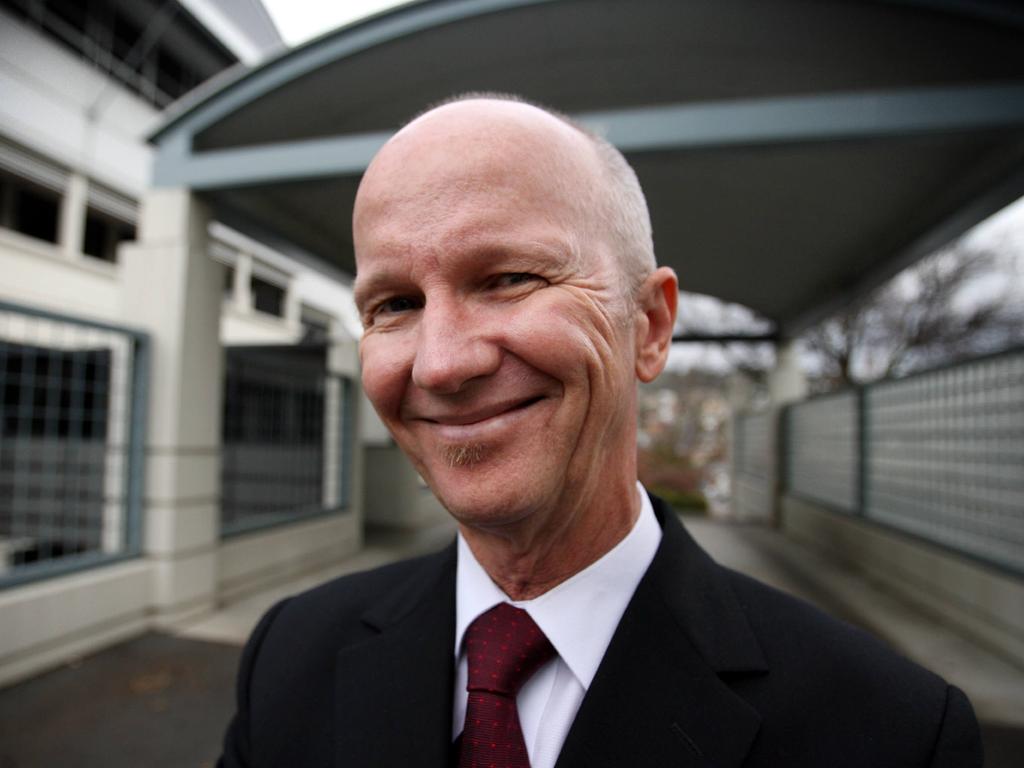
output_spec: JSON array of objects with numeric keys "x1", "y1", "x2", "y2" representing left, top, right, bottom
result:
[
  {"x1": 232, "y1": 252, "x2": 253, "y2": 313},
  {"x1": 284, "y1": 279, "x2": 301, "y2": 331},
  {"x1": 328, "y1": 319, "x2": 364, "y2": 538},
  {"x1": 322, "y1": 376, "x2": 341, "y2": 509},
  {"x1": 119, "y1": 188, "x2": 223, "y2": 627},
  {"x1": 101, "y1": 332, "x2": 131, "y2": 553},
  {"x1": 58, "y1": 173, "x2": 88, "y2": 260},
  {"x1": 768, "y1": 341, "x2": 808, "y2": 406}
]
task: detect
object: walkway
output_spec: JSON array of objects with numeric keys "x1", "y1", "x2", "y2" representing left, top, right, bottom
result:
[{"x1": 1, "y1": 516, "x2": 1021, "y2": 767}]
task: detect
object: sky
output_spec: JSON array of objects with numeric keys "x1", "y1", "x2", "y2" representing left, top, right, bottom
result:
[{"x1": 263, "y1": 0, "x2": 410, "y2": 46}]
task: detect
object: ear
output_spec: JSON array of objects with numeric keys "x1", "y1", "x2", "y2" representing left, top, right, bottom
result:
[{"x1": 634, "y1": 267, "x2": 678, "y2": 383}]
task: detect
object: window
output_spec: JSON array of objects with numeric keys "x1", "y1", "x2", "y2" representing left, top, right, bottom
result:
[
  {"x1": 110, "y1": 8, "x2": 141, "y2": 64},
  {"x1": 156, "y1": 48, "x2": 199, "y2": 102},
  {"x1": 251, "y1": 276, "x2": 285, "y2": 317},
  {"x1": 0, "y1": 171, "x2": 60, "y2": 244},
  {"x1": 220, "y1": 349, "x2": 333, "y2": 534},
  {"x1": 1, "y1": 341, "x2": 110, "y2": 440},
  {"x1": 83, "y1": 209, "x2": 135, "y2": 263},
  {"x1": 48, "y1": 0, "x2": 87, "y2": 37}
]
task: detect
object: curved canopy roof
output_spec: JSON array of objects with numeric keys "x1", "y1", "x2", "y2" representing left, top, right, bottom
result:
[{"x1": 151, "y1": 0, "x2": 1024, "y2": 338}]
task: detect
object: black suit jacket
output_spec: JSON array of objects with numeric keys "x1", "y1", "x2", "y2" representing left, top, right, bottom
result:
[{"x1": 219, "y1": 496, "x2": 982, "y2": 767}]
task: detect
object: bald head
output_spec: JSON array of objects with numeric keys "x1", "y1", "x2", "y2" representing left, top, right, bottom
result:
[
  {"x1": 352, "y1": 96, "x2": 679, "y2": 565},
  {"x1": 353, "y1": 96, "x2": 655, "y2": 298}
]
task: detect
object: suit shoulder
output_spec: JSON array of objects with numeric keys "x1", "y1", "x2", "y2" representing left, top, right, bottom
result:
[
  {"x1": 719, "y1": 567, "x2": 980, "y2": 763},
  {"x1": 724, "y1": 565, "x2": 946, "y2": 694},
  {"x1": 277, "y1": 545, "x2": 453, "y2": 628},
  {"x1": 244, "y1": 545, "x2": 454, "y2": 664}
]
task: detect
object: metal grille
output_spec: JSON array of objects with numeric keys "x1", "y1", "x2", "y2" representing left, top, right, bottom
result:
[
  {"x1": 0, "y1": 301, "x2": 147, "y2": 586},
  {"x1": 221, "y1": 346, "x2": 352, "y2": 536},
  {"x1": 866, "y1": 351, "x2": 1024, "y2": 573},
  {"x1": 733, "y1": 410, "x2": 777, "y2": 520},
  {"x1": 787, "y1": 390, "x2": 859, "y2": 513},
  {"x1": 735, "y1": 411, "x2": 774, "y2": 483}
]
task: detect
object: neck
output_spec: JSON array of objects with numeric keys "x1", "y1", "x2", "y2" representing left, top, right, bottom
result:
[{"x1": 460, "y1": 481, "x2": 641, "y2": 600}]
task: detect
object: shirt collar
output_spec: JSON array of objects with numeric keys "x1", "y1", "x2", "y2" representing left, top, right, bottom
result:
[{"x1": 455, "y1": 482, "x2": 662, "y2": 690}]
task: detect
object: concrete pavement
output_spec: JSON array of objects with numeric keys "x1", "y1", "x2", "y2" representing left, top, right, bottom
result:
[
  {"x1": 179, "y1": 514, "x2": 1024, "y2": 730},
  {"x1": 2, "y1": 515, "x2": 1021, "y2": 767},
  {"x1": 684, "y1": 518, "x2": 1024, "y2": 729}
]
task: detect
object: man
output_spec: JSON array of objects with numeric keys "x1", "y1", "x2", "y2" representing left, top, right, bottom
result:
[{"x1": 219, "y1": 95, "x2": 982, "y2": 767}]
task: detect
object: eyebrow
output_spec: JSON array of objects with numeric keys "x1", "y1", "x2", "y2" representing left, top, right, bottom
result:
[
  {"x1": 352, "y1": 273, "x2": 395, "y2": 313},
  {"x1": 352, "y1": 235, "x2": 580, "y2": 311}
]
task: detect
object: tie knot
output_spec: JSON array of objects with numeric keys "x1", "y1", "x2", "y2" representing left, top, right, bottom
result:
[{"x1": 464, "y1": 603, "x2": 555, "y2": 697}]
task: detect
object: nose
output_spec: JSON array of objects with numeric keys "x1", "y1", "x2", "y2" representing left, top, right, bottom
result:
[{"x1": 411, "y1": 298, "x2": 501, "y2": 394}]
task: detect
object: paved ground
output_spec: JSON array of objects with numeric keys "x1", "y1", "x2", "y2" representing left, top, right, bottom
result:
[
  {"x1": 686, "y1": 519, "x2": 1024, "y2": 728},
  {"x1": 0, "y1": 633, "x2": 238, "y2": 768},
  {"x1": 1, "y1": 517, "x2": 1021, "y2": 767}
]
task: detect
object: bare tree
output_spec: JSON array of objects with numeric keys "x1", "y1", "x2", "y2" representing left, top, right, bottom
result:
[
  {"x1": 669, "y1": 292, "x2": 776, "y2": 377},
  {"x1": 800, "y1": 243, "x2": 1024, "y2": 392}
]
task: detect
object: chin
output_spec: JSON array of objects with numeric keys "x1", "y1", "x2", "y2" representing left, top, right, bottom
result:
[{"x1": 426, "y1": 461, "x2": 550, "y2": 531}]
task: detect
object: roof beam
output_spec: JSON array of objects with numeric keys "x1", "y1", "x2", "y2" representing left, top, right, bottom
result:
[
  {"x1": 672, "y1": 332, "x2": 779, "y2": 344},
  {"x1": 153, "y1": 131, "x2": 391, "y2": 189},
  {"x1": 153, "y1": 82, "x2": 1024, "y2": 190},
  {"x1": 583, "y1": 82, "x2": 1024, "y2": 152}
]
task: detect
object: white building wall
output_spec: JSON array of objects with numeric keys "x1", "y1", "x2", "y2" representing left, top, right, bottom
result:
[
  {"x1": 0, "y1": 10, "x2": 158, "y2": 198},
  {"x1": 0, "y1": 561, "x2": 151, "y2": 686},
  {"x1": 0, "y1": 9, "x2": 368, "y2": 687},
  {"x1": 0, "y1": 229, "x2": 121, "y2": 322}
]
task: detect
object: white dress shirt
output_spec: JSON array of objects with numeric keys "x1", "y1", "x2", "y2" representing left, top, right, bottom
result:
[{"x1": 452, "y1": 482, "x2": 662, "y2": 768}]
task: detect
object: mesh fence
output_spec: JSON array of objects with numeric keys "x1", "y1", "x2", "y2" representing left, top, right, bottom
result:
[
  {"x1": 785, "y1": 349, "x2": 1024, "y2": 574},
  {"x1": 0, "y1": 302, "x2": 146, "y2": 585},
  {"x1": 865, "y1": 351, "x2": 1024, "y2": 573},
  {"x1": 733, "y1": 410, "x2": 777, "y2": 521},
  {"x1": 221, "y1": 346, "x2": 353, "y2": 535},
  {"x1": 786, "y1": 390, "x2": 859, "y2": 513},
  {"x1": 735, "y1": 410, "x2": 775, "y2": 484}
]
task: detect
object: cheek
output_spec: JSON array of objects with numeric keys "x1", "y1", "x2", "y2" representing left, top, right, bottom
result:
[
  {"x1": 499, "y1": 297, "x2": 634, "y2": 433},
  {"x1": 508, "y1": 294, "x2": 629, "y2": 379},
  {"x1": 359, "y1": 336, "x2": 412, "y2": 420}
]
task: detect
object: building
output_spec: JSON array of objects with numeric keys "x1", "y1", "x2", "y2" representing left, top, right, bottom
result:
[
  {"x1": 2, "y1": 0, "x2": 1023, "y2": 687},
  {"x1": 0, "y1": 0, "x2": 403, "y2": 686}
]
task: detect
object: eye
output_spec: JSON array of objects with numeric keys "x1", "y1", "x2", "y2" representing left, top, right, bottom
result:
[
  {"x1": 365, "y1": 295, "x2": 423, "y2": 325},
  {"x1": 493, "y1": 273, "x2": 543, "y2": 288},
  {"x1": 379, "y1": 296, "x2": 422, "y2": 313}
]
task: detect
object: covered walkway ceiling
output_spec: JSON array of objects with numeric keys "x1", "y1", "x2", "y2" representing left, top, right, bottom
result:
[{"x1": 150, "y1": 0, "x2": 1024, "y2": 339}]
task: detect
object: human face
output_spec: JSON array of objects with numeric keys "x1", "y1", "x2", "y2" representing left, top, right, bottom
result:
[{"x1": 353, "y1": 104, "x2": 642, "y2": 539}]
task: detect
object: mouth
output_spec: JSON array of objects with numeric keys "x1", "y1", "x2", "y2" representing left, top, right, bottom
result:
[{"x1": 423, "y1": 395, "x2": 545, "y2": 427}]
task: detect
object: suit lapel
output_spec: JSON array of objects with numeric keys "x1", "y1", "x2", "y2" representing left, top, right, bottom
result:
[
  {"x1": 334, "y1": 544, "x2": 458, "y2": 768},
  {"x1": 331, "y1": 499, "x2": 770, "y2": 768},
  {"x1": 556, "y1": 501, "x2": 768, "y2": 768}
]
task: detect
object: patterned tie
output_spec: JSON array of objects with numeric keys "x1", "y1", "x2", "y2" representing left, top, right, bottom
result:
[{"x1": 457, "y1": 602, "x2": 556, "y2": 768}]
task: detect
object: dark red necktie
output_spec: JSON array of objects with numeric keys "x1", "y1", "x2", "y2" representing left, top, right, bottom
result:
[{"x1": 457, "y1": 602, "x2": 556, "y2": 768}]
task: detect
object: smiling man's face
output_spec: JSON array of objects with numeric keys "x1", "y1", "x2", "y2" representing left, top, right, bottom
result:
[{"x1": 353, "y1": 100, "x2": 650, "y2": 544}]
